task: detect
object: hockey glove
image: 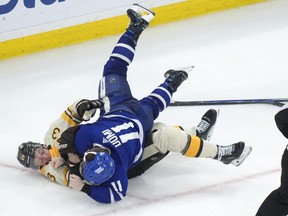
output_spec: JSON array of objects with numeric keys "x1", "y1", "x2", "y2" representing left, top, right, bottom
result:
[
  {"x1": 59, "y1": 126, "x2": 79, "y2": 156},
  {"x1": 73, "y1": 99, "x2": 104, "y2": 121}
]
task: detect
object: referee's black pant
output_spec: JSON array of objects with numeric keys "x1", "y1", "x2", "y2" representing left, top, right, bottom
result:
[{"x1": 256, "y1": 148, "x2": 288, "y2": 216}]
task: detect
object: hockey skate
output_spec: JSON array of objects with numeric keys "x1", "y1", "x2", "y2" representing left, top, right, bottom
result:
[
  {"x1": 164, "y1": 66, "x2": 193, "y2": 92},
  {"x1": 126, "y1": 4, "x2": 155, "y2": 44},
  {"x1": 196, "y1": 109, "x2": 219, "y2": 141},
  {"x1": 215, "y1": 142, "x2": 252, "y2": 166}
]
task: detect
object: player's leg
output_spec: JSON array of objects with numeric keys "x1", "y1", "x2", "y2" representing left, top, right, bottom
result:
[
  {"x1": 152, "y1": 125, "x2": 217, "y2": 158},
  {"x1": 138, "y1": 67, "x2": 191, "y2": 132},
  {"x1": 127, "y1": 127, "x2": 169, "y2": 179},
  {"x1": 256, "y1": 190, "x2": 288, "y2": 216},
  {"x1": 102, "y1": 4, "x2": 155, "y2": 78},
  {"x1": 152, "y1": 126, "x2": 251, "y2": 166},
  {"x1": 98, "y1": 5, "x2": 155, "y2": 114},
  {"x1": 279, "y1": 147, "x2": 288, "y2": 208},
  {"x1": 127, "y1": 110, "x2": 219, "y2": 178}
]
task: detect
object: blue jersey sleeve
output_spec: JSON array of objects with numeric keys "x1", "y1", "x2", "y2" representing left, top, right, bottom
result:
[
  {"x1": 74, "y1": 124, "x2": 103, "y2": 155},
  {"x1": 89, "y1": 178, "x2": 128, "y2": 203},
  {"x1": 87, "y1": 166, "x2": 128, "y2": 204}
]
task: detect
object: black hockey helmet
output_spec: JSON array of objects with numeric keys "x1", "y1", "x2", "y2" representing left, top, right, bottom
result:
[{"x1": 17, "y1": 141, "x2": 43, "y2": 169}]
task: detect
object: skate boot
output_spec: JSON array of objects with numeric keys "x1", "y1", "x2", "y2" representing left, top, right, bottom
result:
[
  {"x1": 164, "y1": 66, "x2": 193, "y2": 92},
  {"x1": 196, "y1": 109, "x2": 219, "y2": 141},
  {"x1": 215, "y1": 142, "x2": 252, "y2": 166},
  {"x1": 126, "y1": 4, "x2": 155, "y2": 45}
]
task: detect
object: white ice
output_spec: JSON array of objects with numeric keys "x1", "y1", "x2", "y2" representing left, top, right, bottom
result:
[{"x1": 1, "y1": 0, "x2": 288, "y2": 215}]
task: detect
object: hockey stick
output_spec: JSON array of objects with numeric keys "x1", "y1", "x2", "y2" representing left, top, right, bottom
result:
[{"x1": 170, "y1": 98, "x2": 288, "y2": 107}]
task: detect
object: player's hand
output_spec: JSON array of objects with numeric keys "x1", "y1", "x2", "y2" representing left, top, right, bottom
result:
[
  {"x1": 74, "y1": 99, "x2": 104, "y2": 121},
  {"x1": 69, "y1": 174, "x2": 84, "y2": 191},
  {"x1": 51, "y1": 157, "x2": 65, "y2": 168}
]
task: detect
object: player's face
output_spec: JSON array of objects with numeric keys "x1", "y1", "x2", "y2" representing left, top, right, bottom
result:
[{"x1": 33, "y1": 148, "x2": 51, "y2": 167}]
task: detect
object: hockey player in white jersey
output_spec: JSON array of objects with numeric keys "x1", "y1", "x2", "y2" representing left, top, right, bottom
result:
[
  {"x1": 17, "y1": 4, "x2": 252, "y2": 203},
  {"x1": 17, "y1": 99, "x2": 104, "y2": 186}
]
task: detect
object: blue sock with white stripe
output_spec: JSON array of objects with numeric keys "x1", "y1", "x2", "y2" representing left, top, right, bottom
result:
[
  {"x1": 140, "y1": 83, "x2": 173, "y2": 120},
  {"x1": 148, "y1": 83, "x2": 173, "y2": 112},
  {"x1": 110, "y1": 32, "x2": 136, "y2": 67},
  {"x1": 103, "y1": 32, "x2": 136, "y2": 77}
]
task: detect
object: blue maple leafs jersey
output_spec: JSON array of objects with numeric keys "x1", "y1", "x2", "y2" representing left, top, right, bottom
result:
[{"x1": 74, "y1": 112, "x2": 146, "y2": 203}]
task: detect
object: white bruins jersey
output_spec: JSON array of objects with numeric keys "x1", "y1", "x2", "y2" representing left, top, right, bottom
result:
[
  {"x1": 40, "y1": 163, "x2": 69, "y2": 186},
  {"x1": 39, "y1": 104, "x2": 82, "y2": 186}
]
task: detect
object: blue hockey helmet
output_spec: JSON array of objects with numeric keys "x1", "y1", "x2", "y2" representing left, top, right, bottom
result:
[{"x1": 82, "y1": 150, "x2": 115, "y2": 185}]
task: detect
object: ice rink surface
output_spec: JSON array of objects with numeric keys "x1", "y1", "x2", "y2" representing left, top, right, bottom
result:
[{"x1": 1, "y1": 0, "x2": 288, "y2": 215}]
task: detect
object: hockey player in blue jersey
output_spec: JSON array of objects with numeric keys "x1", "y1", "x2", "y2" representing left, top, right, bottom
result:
[
  {"x1": 57, "y1": 4, "x2": 252, "y2": 204},
  {"x1": 57, "y1": 4, "x2": 190, "y2": 203}
]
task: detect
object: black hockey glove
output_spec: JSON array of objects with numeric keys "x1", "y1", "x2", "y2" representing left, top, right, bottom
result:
[
  {"x1": 59, "y1": 126, "x2": 79, "y2": 157},
  {"x1": 75, "y1": 99, "x2": 104, "y2": 121}
]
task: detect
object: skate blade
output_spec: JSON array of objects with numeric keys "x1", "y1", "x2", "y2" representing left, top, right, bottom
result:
[
  {"x1": 172, "y1": 66, "x2": 195, "y2": 74},
  {"x1": 231, "y1": 146, "x2": 253, "y2": 166},
  {"x1": 132, "y1": 4, "x2": 155, "y2": 21}
]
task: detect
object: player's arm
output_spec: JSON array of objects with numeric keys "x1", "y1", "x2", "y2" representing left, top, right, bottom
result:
[
  {"x1": 89, "y1": 181, "x2": 127, "y2": 203},
  {"x1": 45, "y1": 99, "x2": 103, "y2": 149},
  {"x1": 45, "y1": 99, "x2": 103, "y2": 165},
  {"x1": 68, "y1": 174, "x2": 127, "y2": 203},
  {"x1": 40, "y1": 163, "x2": 70, "y2": 186}
]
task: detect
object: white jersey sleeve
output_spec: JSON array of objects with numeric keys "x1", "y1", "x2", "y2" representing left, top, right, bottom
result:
[
  {"x1": 40, "y1": 104, "x2": 83, "y2": 185},
  {"x1": 40, "y1": 163, "x2": 70, "y2": 186},
  {"x1": 44, "y1": 106, "x2": 82, "y2": 157}
]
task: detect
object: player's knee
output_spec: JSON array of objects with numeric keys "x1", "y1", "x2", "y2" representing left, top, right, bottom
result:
[
  {"x1": 153, "y1": 127, "x2": 187, "y2": 153},
  {"x1": 152, "y1": 122, "x2": 166, "y2": 132}
]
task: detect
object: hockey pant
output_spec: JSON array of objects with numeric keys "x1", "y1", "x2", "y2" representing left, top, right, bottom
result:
[{"x1": 127, "y1": 123, "x2": 218, "y2": 179}]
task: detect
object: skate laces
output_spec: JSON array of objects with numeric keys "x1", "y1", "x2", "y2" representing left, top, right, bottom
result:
[
  {"x1": 217, "y1": 145, "x2": 235, "y2": 161},
  {"x1": 197, "y1": 119, "x2": 210, "y2": 133}
]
